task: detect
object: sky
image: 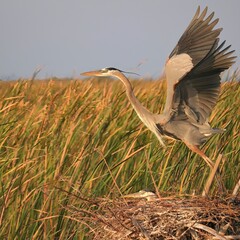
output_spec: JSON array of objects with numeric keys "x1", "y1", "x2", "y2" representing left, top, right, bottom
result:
[{"x1": 1, "y1": 0, "x2": 239, "y2": 80}]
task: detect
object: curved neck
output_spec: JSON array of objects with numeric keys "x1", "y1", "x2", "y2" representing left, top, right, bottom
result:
[
  {"x1": 114, "y1": 72, "x2": 153, "y2": 120},
  {"x1": 114, "y1": 71, "x2": 166, "y2": 146}
]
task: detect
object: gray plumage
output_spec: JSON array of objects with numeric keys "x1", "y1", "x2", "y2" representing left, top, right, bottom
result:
[{"x1": 81, "y1": 7, "x2": 236, "y2": 168}]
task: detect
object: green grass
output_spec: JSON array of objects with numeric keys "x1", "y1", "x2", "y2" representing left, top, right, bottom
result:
[{"x1": 0, "y1": 76, "x2": 239, "y2": 239}]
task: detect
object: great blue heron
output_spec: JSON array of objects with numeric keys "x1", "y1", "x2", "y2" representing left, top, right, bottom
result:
[
  {"x1": 81, "y1": 7, "x2": 235, "y2": 169},
  {"x1": 123, "y1": 190, "x2": 158, "y2": 201}
]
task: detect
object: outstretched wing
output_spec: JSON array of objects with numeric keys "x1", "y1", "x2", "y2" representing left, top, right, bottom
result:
[
  {"x1": 169, "y1": 6, "x2": 222, "y2": 65},
  {"x1": 163, "y1": 7, "x2": 235, "y2": 124},
  {"x1": 171, "y1": 40, "x2": 235, "y2": 124}
]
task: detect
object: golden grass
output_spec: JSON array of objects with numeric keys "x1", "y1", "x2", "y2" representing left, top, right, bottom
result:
[{"x1": 0, "y1": 76, "x2": 239, "y2": 239}]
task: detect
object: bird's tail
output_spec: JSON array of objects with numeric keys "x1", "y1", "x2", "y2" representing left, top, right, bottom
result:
[
  {"x1": 200, "y1": 126, "x2": 225, "y2": 137},
  {"x1": 211, "y1": 128, "x2": 226, "y2": 134}
]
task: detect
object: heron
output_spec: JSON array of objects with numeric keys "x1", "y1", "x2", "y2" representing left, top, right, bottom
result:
[
  {"x1": 123, "y1": 190, "x2": 158, "y2": 201},
  {"x1": 81, "y1": 7, "x2": 236, "y2": 169}
]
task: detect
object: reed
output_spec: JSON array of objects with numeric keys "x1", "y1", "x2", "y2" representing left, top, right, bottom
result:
[{"x1": 0, "y1": 75, "x2": 239, "y2": 239}]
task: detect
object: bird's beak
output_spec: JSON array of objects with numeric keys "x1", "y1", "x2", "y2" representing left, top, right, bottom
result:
[{"x1": 81, "y1": 70, "x2": 102, "y2": 77}]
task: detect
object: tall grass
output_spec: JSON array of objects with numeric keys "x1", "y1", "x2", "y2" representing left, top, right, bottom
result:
[{"x1": 0, "y1": 76, "x2": 239, "y2": 239}]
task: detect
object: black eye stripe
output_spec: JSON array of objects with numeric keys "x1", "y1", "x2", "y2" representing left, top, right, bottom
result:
[
  {"x1": 106, "y1": 67, "x2": 119, "y2": 71},
  {"x1": 101, "y1": 67, "x2": 121, "y2": 72}
]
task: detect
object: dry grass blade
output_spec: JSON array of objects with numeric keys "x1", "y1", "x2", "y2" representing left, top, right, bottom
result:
[
  {"x1": 0, "y1": 77, "x2": 239, "y2": 239},
  {"x1": 232, "y1": 178, "x2": 240, "y2": 198},
  {"x1": 188, "y1": 223, "x2": 227, "y2": 240},
  {"x1": 202, "y1": 153, "x2": 223, "y2": 196}
]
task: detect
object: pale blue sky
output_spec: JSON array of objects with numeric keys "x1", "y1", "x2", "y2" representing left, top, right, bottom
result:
[{"x1": 1, "y1": 0, "x2": 239, "y2": 79}]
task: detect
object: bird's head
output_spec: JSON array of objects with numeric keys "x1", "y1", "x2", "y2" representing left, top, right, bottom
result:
[
  {"x1": 81, "y1": 67, "x2": 140, "y2": 79},
  {"x1": 81, "y1": 67, "x2": 122, "y2": 77},
  {"x1": 81, "y1": 67, "x2": 140, "y2": 89},
  {"x1": 122, "y1": 190, "x2": 158, "y2": 201}
]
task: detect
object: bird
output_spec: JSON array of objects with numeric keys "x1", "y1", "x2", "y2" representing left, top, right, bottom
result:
[
  {"x1": 81, "y1": 7, "x2": 236, "y2": 169},
  {"x1": 122, "y1": 190, "x2": 158, "y2": 201}
]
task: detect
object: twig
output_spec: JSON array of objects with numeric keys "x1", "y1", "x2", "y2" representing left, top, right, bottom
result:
[
  {"x1": 213, "y1": 235, "x2": 240, "y2": 239},
  {"x1": 131, "y1": 217, "x2": 151, "y2": 239},
  {"x1": 189, "y1": 222, "x2": 227, "y2": 240},
  {"x1": 202, "y1": 154, "x2": 222, "y2": 196}
]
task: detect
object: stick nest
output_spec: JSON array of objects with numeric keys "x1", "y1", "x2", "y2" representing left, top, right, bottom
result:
[{"x1": 67, "y1": 196, "x2": 240, "y2": 239}]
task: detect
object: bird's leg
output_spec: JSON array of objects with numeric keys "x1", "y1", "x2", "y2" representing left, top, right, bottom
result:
[
  {"x1": 184, "y1": 143, "x2": 214, "y2": 169},
  {"x1": 184, "y1": 142, "x2": 224, "y2": 194}
]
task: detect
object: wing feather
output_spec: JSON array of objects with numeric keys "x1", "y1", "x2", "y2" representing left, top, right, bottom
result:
[
  {"x1": 169, "y1": 7, "x2": 221, "y2": 66},
  {"x1": 172, "y1": 41, "x2": 236, "y2": 124},
  {"x1": 163, "y1": 7, "x2": 236, "y2": 125}
]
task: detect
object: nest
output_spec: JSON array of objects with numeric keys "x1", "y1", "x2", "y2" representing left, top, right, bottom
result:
[{"x1": 67, "y1": 195, "x2": 240, "y2": 239}]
